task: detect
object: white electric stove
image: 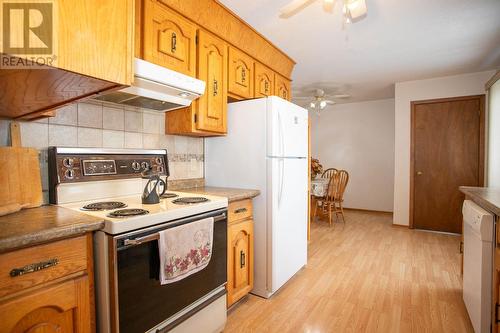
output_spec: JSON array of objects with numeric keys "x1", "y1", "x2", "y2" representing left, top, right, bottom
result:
[
  {"x1": 48, "y1": 147, "x2": 228, "y2": 333},
  {"x1": 59, "y1": 191, "x2": 227, "y2": 234}
]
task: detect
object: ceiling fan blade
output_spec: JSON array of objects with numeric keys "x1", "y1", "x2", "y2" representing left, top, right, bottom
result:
[
  {"x1": 292, "y1": 96, "x2": 313, "y2": 100},
  {"x1": 346, "y1": 0, "x2": 367, "y2": 19},
  {"x1": 323, "y1": 0, "x2": 336, "y2": 13},
  {"x1": 331, "y1": 94, "x2": 351, "y2": 99},
  {"x1": 325, "y1": 100, "x2": 336, "y2": 105},
  {"x1": 279, "y1": 0, "x2": 318, "y2": 18}
]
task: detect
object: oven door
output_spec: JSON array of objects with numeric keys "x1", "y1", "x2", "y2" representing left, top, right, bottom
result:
[{"x1": 112, "y1": 209, "x2": 227, "y2": 333}]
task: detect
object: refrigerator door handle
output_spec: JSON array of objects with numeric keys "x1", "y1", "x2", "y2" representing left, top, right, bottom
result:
[
  {"x1": 278, "y1": 158, "x2": 284, "y2": 207},
  {"x1": 278, "y1": 111, "x2": 285, "y2": 157}
]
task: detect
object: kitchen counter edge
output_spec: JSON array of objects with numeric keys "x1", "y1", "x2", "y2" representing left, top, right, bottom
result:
[
  {"x1": 459, "y1": 186, "x2": 500, "y2": 216},
  {"x1": 179, "y1": 187, "x2": 261, "y2": 203},
  {"x1": 0, "y1": 205, "x2": 105, "y2": 253}
]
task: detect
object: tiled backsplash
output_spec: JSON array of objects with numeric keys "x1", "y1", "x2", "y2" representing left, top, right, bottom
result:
[{"x1": 0, "y1": 101, "x2": 204, "y2": 203}]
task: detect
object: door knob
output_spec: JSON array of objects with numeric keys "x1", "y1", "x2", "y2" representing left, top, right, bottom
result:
[{"x1": 416, "y1": 171, "x2": 423, "y2": 176}]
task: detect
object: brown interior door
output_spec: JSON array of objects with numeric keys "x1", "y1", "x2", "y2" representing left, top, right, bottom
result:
[{"x1": 412, "y1": 96, "x2": 484, "y2": 233}]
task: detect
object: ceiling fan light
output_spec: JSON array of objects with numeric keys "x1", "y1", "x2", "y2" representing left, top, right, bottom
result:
[
  {"x1": 347, "y1": 0, "x2": 366, "y2": 19},
  {"x1": 310, "y1": 102, "x2": 316, "y2": 108},
  {"x1": 320, "y1": 101, "x2": 327, "y2": 108}
]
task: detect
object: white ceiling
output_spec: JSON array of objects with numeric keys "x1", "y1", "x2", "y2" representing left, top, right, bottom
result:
[{"x1": 220, "y1": 0, "x2": 500, "y2": 104}]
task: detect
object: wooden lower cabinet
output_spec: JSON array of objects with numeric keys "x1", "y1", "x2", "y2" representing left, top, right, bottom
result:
[
  {"x1": 0, "y1": 234, "x2": 94, "y2": 333},
  {"x1": 227, "y1": 219, "x2": 254, "y2": 307},
  {"x1": 0, "y1": 276, "x2": 91, "y2": 333}
]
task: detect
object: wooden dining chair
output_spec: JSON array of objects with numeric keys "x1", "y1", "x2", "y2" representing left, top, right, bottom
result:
[
  {"x1": 313, "y1": 168, "x2": 338, "y2": 224},
  {"x1": 321, "y1": 168, "x2": 338, "y2": 179},
  {"x1": 316, "y1": 169, "x2": 349, "y2": 226},
  {"x1": 329, "y1": 170, "x2": 349, "y2": 224}
]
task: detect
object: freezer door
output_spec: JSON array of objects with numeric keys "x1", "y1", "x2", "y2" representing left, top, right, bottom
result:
[
  {"x1": 267, "y1": 97, "x2": 308, "y2": 158},
  {"x1": 268, "y1": 157, "x2": 308, "y2": 294}
]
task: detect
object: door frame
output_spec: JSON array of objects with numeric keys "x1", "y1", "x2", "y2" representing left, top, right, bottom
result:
[{"x1": 409, "y1": 94, "x2": 486, "y2": 230}]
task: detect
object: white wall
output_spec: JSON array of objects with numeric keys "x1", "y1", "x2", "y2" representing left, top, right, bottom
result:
[
  {"x1": 393, "y1": 70, "x2": 496, "y2": 226},
  {"x1": 488, "y1": 79, "x2": 500, "y2": 187},
  {"x1": 311, "y1": 99, "x2": 395, "y2": 212}
]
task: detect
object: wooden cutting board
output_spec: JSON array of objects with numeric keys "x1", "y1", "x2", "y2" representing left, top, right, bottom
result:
[{"x1": 0, "y1": 122, "x2": 43, "y2": 212}]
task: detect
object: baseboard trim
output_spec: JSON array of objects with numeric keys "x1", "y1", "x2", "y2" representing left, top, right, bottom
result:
[
  {"x1": 344, "y1": 207, "x2": 394, "y2": 214},
  {"x1": 391, "y1": 223, "x2": 409, "y2": 228}
]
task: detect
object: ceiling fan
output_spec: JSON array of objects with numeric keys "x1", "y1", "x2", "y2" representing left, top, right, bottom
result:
[
  {"x1": 279, "y1": 0, "x2": 367, "y2": 23},
  {"x1": 294, "y1": 88, "x2": 350, "y2": 115}
]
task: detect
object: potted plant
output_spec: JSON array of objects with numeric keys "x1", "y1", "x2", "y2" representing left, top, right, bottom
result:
[{"x1": 311, "y1": 158, "x2": 323, "y2": 180}]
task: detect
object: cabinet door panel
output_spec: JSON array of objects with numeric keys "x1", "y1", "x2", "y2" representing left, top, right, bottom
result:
[
  {"x1": 57, "y1": 0, "x2": 134, "y2": 85},
  {"x1": 227, "y1": 219, "x2": 253, "y2": 307},
  {"x1": 254, "y1": 63, "x2": 274, "y2": 97},
  {"x1": 275, "y1": 74, "x2": 291, "y2": 101},
  {"x1": 143, "y1": 1, "x2": 196, "y2": 77},
  {"x1": 228, "y1": 47, "x2": 254, "y2": 99},
  {"x1": 196, "y1": 30, "x2": 227, "y2": 133},
  {"x1": 0, "y1": 277, "x2": 90, "y2": 333}
]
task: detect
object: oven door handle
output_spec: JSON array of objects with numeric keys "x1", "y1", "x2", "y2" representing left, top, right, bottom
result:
[{"x1": 123, "y1": 213, "x2": 226, "y2": 246}]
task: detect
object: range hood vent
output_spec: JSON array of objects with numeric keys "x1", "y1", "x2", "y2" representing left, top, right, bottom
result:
[{"x1": 93, "y1": 58, "x2": 206, "y2": 112}]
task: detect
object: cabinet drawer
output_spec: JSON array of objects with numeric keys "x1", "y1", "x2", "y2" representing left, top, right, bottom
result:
[
  {"x1": 0, "y1": 236, "x2": 89, "y2": 299},
  {"x1": 228, "y1": 199, "x2": 252, "y2": 223}
]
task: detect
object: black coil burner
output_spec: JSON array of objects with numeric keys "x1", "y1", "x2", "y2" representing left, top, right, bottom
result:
[
  {"x1": 172, "y1": 197, "x2": 209, "y2": 205},
  {"x1": 82, "y1": 201, "x2": 127, "y2": 211},
  {"x1": 108, "y1": 208, "x2": 149, "y2": 218},
  {"x1": 160, "y1": 193, "x2": 179, "y2": 199}
]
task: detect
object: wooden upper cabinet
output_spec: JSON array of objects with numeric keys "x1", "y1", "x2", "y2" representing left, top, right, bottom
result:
[
  {"x1": 254, "y1": 63, "x2": 275, "y2": 98},
  {"x1": 228, "y1": 47, "x2": 254, "y2": 99},
  {"x1": 57, "y1": 0, "x2": 134, "y2": 85},
  {"x1": 196, "y1": 30, "x2": 228, "y2": 133},
  {"x1": 142, "y1": 0, "x2": 197, "y2": 77},
  {"x1": 275, "y1": 74, "x2": 292, "y2": 101}
]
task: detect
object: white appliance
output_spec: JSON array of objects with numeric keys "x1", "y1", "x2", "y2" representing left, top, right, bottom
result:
[
  {"x1": 205, "y1": 96, "x2": 309, "y2": 298},
  {"x1": 48, "y1": 148, "x2": 228, "y2": 333},
  {"x1": 462, "y1": 199, "x2": 494, "y2": 333},
  {"x1": 94, "y1": 58, "x2": 206, "y2": 112}
]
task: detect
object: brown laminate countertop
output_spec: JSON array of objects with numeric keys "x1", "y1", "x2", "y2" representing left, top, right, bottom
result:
[
  {"x1": 179, "y1": 186, "x2": 260, "y2": 203},
  {"x1": 0, "y1": 205, "x2": 104, "y2": 253},
  {"x1": 459, "y1": 186, "x2": 500, "y2": 216}
]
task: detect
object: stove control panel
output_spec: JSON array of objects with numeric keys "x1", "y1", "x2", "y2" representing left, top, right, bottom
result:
[{"x1": 49, "y1": 148, "x2": 169, "y2": 184}]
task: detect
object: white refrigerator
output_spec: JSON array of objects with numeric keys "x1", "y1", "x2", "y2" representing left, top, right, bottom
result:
[{"x1": 205, "y1": 96, "x2": 308, "y2": 298}]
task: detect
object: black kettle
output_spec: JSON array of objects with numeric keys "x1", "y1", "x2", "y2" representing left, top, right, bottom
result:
[{"x1": 141, "y1": 168, "x2": 166, "y2": 204}]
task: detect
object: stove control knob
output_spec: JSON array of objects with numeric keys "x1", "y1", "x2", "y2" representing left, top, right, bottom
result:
[
  {"x1": 158, "y1": 166, "x2": 164, "y2": 173},
  {"x1": 141, "y1": 162, "x2": 149, "y2": 170},
  {"x1": 65, "y1": 169, "x2": 75, "y2": 179},
  {"x1": 63, "y1": 158, "x2": 74, "y2": 168},
  {"x1": 131, "y1": 161, "x2": 140, "y2": 171},
  {"x1": 156, "y1": 157, "x2": 163, "y2": 165}
]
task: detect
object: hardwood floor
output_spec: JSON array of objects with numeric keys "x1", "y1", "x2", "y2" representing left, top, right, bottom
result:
[{"x1": 225, "y1": 210, "x2": 473, "y2": 332}]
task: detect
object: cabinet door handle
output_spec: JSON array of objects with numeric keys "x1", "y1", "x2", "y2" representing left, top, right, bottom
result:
[
  {"x1": 171, "y1": 32, "x2": 177, "y2": 53},
  {"x1": 264, "y1": 80, "x2": 269, "y2": 94},
  {"x1": 10, "y1": 258, "x2": 59, "y2": 277},
  {"x1": 213, "y1": 79, "x2": 218, "y2": 96},
  {"x1": 241, "y1": 68, "x2": 246, "y2": 83},
  {"x1": 234, "y1": 207, "x2": 247, "y2": 214},
  {"x1": 240, "y1": 250, "x2": 245, "y2": 268}
]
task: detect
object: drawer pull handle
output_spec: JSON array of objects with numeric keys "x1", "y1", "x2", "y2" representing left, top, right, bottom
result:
[
  {"x1": 10, "y1": 258, "x2": 59, "y2": 277},
  {"x1": 234, "y1": 208, "x2": 247, "y2": 214}
]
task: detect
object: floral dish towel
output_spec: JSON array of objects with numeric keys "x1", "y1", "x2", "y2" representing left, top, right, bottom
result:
[{"x1": 159, "y1": 217, "x2": 214, "y2": 285}]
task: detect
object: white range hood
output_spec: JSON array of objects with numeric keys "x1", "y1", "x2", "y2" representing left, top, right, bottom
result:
[{"x1": 94, "y1": 58, "x2": 206, "y2": 112}]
